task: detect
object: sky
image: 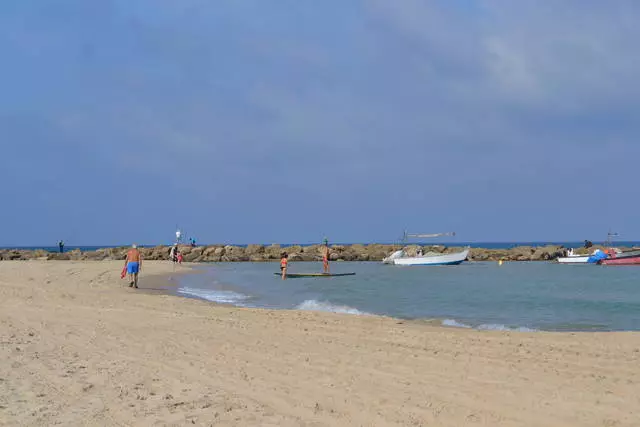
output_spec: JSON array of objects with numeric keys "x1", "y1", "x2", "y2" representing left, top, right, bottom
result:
[{"x1": 2, "y1": 0, "x2": 640, "y2": 245}]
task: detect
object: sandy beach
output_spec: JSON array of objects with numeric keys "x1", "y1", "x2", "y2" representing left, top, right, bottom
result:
[{"x1": 0, "y1": 261, "x2": 638, "y2": 426}]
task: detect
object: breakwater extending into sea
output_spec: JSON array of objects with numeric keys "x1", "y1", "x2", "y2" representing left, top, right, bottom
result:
[{"x1": 1, "y1": 243, "x2": 637, "y2": 262}]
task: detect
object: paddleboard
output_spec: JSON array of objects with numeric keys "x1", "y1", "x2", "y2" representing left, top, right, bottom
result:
[{"x1": 274, "y1": 273, "x2": 356, "y2": 278}]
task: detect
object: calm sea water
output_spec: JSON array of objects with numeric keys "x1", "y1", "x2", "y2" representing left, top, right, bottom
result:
[{"x1": 176, "y1": 261, "x2": 640, "y2": 332}]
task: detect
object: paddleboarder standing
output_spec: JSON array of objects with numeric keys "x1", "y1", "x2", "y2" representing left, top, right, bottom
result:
[
  {"x1": 280, "y1": 252, "x2": 289, "y2": 280},
  {"x1": 322, "y1": 238, "x2": 330, "y2": 274}
]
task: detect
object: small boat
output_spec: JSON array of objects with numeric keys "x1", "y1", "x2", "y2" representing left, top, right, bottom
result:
[
  {"x1": 557, "y1": 231, "x2": 638, "y2": 264},
  {"x1": 274, "y1": 272, "x2": 356, "y2": 278},
  {"x1": 598, "y1": 249, "x2": 640, "y2": 265},
  {"x1": 557, "y1": 255, "x2": 591, "y2": 264},
  {"x1": 390, "y1": 248, "x2": 470, "y2": 266},
  {"x1": 557, "y1": 248, "x2": 595, "y2": 264},
  {"x1": 616, "y1": 249, "x2": 640, "y2": 258},
  {"x1": 595, "y1": 230, "x2": 640, "y2": 265},
  {"x1": 600, "y1": 255, "x2": 640, "y2": 266},
  {"x1": 382, "y1": 231, "x2": 469, "y2": 266}
]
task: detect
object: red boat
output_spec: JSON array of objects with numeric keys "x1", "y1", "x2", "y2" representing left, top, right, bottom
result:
[{"x1": 600, "y1": 255, "x2": 640, "y2": 265}]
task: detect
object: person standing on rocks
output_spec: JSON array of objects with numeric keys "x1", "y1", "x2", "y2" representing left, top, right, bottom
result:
[
  {"x1": 124, "y1": 244, "x2": 142, "y2": 288},
  {"x1": 58, "y1": 240, "x2": 64, "y2": 253},
  {"x1": 322, "y1": 238, "x2": 330, "y2": 274}
]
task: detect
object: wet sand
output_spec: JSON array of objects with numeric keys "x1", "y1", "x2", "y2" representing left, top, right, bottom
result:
[{"x1": 1, "y1": 261, "x2": 639, "y2": 426}]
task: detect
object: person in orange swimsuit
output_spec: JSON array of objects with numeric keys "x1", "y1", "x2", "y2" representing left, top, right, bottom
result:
[
  {"x1": 280, "y1": 252, "x2": 289, "y2": 280},
  {"x1": 322, "y1": 238, "x2": 330, "y2": 274}
]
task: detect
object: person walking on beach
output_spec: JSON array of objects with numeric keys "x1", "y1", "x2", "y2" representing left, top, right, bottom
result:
[
  {"x1": 58, "y1": 240, "x2": 64, "y2": 253},
  {"x1": 322, "y1": 238, "x2": 330, "y2": 274},
  {"x1": 280, "y1": 252, "x2": 289, "y2": 280},
  {"x1": 124, "y1": 244, "x2": 142, "y2": 288}
]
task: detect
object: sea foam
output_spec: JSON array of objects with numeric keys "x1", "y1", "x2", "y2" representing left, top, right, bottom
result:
[
  {"x1": 442, "y1": 319, "x2": 537, "y2": 332},
  {"x1": 477, "y1": 323, "x2": 537, "y2": 332},
  {"x1": 442, "y1": 319, "x2": 472, "y2": 328},
  {"x1": 178, "y1": 287, "x2": 249, "y2": 305},
  {"x1": 296, "y1": 299, "x2": 370, "y2": 315}
]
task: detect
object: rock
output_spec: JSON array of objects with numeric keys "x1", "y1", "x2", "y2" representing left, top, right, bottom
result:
[
  {"x1": 365, "y1": 244, "x2": 391, "y2": 261},
  {"x1": 284, "y1": 245, "x2": 303, "y2": 255},
  {"x1": 203, "y1": 246, "x2": 219, "y2": 256},
  {"x1": 223, "y1": 246, "x2": 246, "y2": 261},
  {"x1": 2, "y1": 244, "x2": 619, "y2": 263},
  {"x1": 183, "y1": 252, "x2": 200, "y2": 262},
  {"x1": 531, "y1": 245, "x2": 564, "y2": 261},
  {"x1": 245, "y1": 245, "x2": 265, "y2": 255},
  {"x1": 47, "y1": 253, "x2": 71, "y2": 261}
]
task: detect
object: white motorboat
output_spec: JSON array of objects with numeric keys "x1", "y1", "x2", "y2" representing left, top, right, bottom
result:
[
  {"x1": 557, "y1": 255, "x2": 591, "y2": 264},
  {"x1": 385, "y1": 247, "x2": 470, "y2": 266},
  {"x1": 382, "y1": 231, "x2": 469, "y2": 266}
]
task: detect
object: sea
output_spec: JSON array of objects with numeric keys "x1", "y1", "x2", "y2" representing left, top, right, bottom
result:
[
  {"x1": 176, "y1": 260, "x2": 640, "y2": 333},
  {"x1": 6, "y1": 242, "x2": 640, "y2": 332}
]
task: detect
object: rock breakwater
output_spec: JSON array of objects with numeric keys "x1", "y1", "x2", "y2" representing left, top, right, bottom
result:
[{"x1": 0, "y1": 244, "x2": 611, "y2": 262}]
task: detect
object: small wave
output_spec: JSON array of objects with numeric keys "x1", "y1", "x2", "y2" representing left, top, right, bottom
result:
[
  {"x1": 441, "y1": 319, "x2": 537, "y2": 332},
  {"x1": 178, "y1": 287, "x2": 249, "y2": 305},
  {"x1": 442, "y1": 319, "x2": 472, "y2": 328},
  {"x1": 477, "y1": 323, "x2": 537, "y2": 332},
  {"x1": 296, "y1": 299, "x2": 370, "y2": 315}
]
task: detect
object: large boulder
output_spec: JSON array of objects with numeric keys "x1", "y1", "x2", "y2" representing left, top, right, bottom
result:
[
  {"x1": 83, "y1": 250, "x2": 107, "y2": 260},
  {"x1": 284, "y1": 245, "x2": 303, "y2": 255},
  {"x1": 203, "y1": 246, "x2": 220, "y2": 256},
  {"x1": 219, "y1": 246, "x2": 247, "y2": 261},
  {"x1": 531, "y1": 245, "x2": 564, "y2": 261},
  {"x1": 245, "y1": 244, "x2": 265, "y2": 255},
  {"x1": 47, "y1": 253, "x2": 71, "y2": 261},
  {"x1": 265, "y1": 244, "x2": 282, "y2": 258},
  {"x1": 365, "y1": 244, "x2": 392, "y2": 261}
]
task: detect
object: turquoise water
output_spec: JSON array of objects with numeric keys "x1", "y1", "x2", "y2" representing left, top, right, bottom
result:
[{"x1": 176, "y1": 261, "x2": 640, "y2": 332}]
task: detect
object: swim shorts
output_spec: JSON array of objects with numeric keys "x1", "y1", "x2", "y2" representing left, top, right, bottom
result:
[{"x1": 127, "y1": 262, "x2": 139, "y2": 274}]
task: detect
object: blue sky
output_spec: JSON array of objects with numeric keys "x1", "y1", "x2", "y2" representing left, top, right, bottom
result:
[{"x1": 2, "y1": 0, "x2": 639, "y2": 245}]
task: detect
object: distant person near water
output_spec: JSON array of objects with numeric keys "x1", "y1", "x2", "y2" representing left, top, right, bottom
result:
[
  {"x1": 322, "y1": 238, "x2": 330, "y2": 274},
  {"x1": 584, "y1": 240, "x2": 593, "y2": 249},
  {"x1": 124, "y1": 244, "x2": 142, "y2": 288},
  {"x1": 58, "y1": 240, "x2": 64, "y2": 253},
  {"x1": 280, "y1": 252, "x2": 288, "y2": 280},
  {"x1": 169, "y1": 244, "x2": 180, "y2": 265},
  {"x1": 190, "y1": 237, "x2": 197, "y2": 247}
]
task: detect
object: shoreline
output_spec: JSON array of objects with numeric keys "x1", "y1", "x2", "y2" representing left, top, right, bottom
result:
[{"x1": 1, "y1": 260, "x2": 639, "y2": 425}]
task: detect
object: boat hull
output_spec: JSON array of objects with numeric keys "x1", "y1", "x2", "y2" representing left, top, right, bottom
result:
[
  {"x1": 616, "y1": 249, "x2": 640, "y2": 258},
  {"x1": 557, "y1": 256, "x2": 590, "y2": 264},
  {"x1": 600, "y1": 256, "x2": 640, "y2": 266},
  {"x1": 392, "y1": 248, "x2": 470, "y2": 266},
  {"x1": 274, "y1": 273, "x2": 356, "y2": 278}
]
